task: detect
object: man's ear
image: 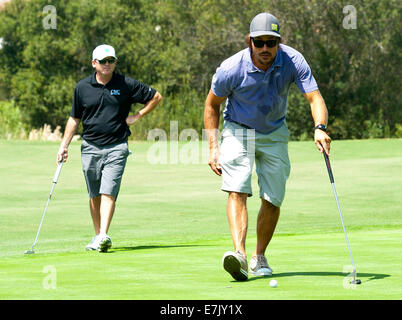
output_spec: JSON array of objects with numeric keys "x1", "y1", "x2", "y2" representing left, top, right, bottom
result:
[{"x1": 91, "y1": 60, "x2": 97, "y2": 68}]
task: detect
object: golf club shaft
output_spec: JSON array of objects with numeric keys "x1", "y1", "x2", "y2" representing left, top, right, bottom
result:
[
  {"x1": 329, "y1": 180, "x2": 356, "y2": 273},
  {"x1": 31, "y1": 182, "x2": 57, "y2": 249},
  {"x1": 321, "y1": 148, "x2": 357, "y2": 277},
  {"x1": 29, "y1": 158, "x2": 64, "y2": 251}
]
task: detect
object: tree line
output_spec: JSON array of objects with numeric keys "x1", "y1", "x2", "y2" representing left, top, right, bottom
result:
[{"x1": 0, "y1": 0, "x2": 401, "y2": 140}]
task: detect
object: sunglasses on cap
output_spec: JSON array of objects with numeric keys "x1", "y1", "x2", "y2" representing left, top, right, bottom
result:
[
  {"x1": 251, "y1": 38, "x2": 279, "y2": 48},
  {"x1": 96, "y1": 58, "x2": 116, "y2": 65}
]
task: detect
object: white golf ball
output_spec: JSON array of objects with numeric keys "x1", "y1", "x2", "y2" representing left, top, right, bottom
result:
[{"x1": 269, "y1": 279, "x2": 278, "y2": 288}]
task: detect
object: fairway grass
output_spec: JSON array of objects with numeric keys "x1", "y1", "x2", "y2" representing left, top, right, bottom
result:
[
  {"x1": 0, "y1": 230, "x2": 399, "y2": 300},
  {"x1": 0, "y1": 139, "x2": 401, "y2": 300}
]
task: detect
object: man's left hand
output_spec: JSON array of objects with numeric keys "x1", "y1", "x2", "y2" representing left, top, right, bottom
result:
[
  {"x1": 315, "y1": 129, "x2": 331, "y2": 156},
  {"x1": 126, "y1": 112, "x2": 142, "y2": 126}
]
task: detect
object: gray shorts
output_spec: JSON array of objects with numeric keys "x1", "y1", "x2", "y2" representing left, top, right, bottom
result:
[
  {"x1": 219, "y1": 121, "x2": 291, "y2": 207},
  {"x1": 81, "y1": 140, "x2": 129, "y2": 200}
]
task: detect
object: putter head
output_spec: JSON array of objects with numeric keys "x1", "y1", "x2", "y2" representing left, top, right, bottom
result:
[
  {"x1": 349, "y1": 270, "x2": 361, "y2": 285},
  {"x1": 350, "y1": 279, "x2": 361, "y2": 285},
  {"x1": 24, "y1": 249, "x2": 35, "y2": 254}
]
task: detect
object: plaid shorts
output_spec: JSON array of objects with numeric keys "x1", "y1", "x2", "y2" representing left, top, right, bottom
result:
[
  {"x1": 81, "y1": 140, "x2": 129, "y2": 200},
  {"x1": 219, "y1": 121, "x2": 291, "y2": 207}
]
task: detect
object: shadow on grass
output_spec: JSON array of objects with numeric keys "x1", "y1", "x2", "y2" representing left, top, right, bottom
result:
[
  {"x1": 246, "y1": 271, "x2": 390, "y2": 283},
  {"x1": 109, "y1": 244, "x2": 209, "y2": 252}
]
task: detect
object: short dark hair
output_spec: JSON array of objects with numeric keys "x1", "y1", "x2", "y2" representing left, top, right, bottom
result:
[{"x1": 245, "y1": 34, "x2": 252, "y2": 47}]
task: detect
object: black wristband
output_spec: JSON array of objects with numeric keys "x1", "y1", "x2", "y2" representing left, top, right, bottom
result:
[{"x1": 314, "y1": 124, "x2": 327, "y2": 132}]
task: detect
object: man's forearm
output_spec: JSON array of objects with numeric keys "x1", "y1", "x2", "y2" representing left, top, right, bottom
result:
[
  {"x1": 126, "y1": 92, "x2": 162, "y2": 126},
  {"x1": 204, "y1": 103, "x2": 221, "y2": 149},
  {"x1": 304, "y1": 90, "x2": 331, "y2": 154},
  {"x1": 60, "y1": 117, "x2": 80, "y2": 149},
  {"x1": 138, "y1": 91, "x2": 162, "y2": 117},
  {"x1": 309, "y1": 92, "x2": 328, "y2": 127}
]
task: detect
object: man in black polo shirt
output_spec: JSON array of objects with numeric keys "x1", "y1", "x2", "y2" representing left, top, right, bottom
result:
[{"x1": 57, "y1": 44, "x2": 162, "y2": 252}]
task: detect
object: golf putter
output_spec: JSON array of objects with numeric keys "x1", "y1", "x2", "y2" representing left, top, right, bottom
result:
[
  {"x1": 320, "y1": 144, "x2": 361, "y2": 285},
  {"x1": 25, "y1": 155, "x2": 65, "y2": 254}
]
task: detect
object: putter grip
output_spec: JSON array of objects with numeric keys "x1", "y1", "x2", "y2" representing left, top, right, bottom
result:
[
  {"x1": 323, "y1": 151, "x2": 335, "y2": 183},
  {"x1": 53, "y1": 156, "x2": 64, "y2": 183}
]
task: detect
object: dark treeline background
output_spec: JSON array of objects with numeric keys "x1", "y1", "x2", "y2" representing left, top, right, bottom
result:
[{"x1": 0, "y1": 0, "x2": 401, "y2": 140}]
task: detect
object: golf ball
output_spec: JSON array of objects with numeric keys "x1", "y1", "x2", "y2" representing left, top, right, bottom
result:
[{"x1": 269, "y1": 279, "x2": 278, "y2": 288}]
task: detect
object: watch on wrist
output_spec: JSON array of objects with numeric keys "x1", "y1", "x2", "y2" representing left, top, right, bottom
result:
[{"x1": 314, "y1": 124, "x2": 327, "y2": 132}]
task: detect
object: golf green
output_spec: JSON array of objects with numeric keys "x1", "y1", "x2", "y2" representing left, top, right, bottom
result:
[{"x1": 0, "y1": 139, "x2": 401, "y2": 300}]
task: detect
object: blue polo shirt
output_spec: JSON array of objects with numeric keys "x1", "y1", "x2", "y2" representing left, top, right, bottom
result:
[{"x1": 211, "y1": 44, "x2": 318, "y2": 134}]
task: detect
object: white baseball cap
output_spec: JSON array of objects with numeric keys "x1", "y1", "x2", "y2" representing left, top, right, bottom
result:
[{"x1": 92, "y1": 44, "x2": 117, "y2": 61}]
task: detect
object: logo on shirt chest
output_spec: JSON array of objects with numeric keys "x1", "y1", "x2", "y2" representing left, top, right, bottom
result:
[{"x1": 110, "y1": 89, "x2": 120, "y2": 96}]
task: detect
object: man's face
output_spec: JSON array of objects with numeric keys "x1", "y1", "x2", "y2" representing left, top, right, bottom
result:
[
  {"x1": 251, "y1": 35, "x2": 280, "y2": 69},
  {"x1": 92, "y1": 56, "x2": 117, "y2": 76}
]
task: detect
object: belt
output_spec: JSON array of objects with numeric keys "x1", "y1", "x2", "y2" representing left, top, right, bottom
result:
[{"x1": 230, "y1": 120, "x2": 253, "y2": 129}]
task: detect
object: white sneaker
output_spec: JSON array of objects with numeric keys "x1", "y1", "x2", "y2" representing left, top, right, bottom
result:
[
  {"x1": 98, "y1": 235, "x2": 112, "y2": 253},
  {"x1": 222, "y1": 251, "x2": 248, "y2": 281},
  {"x1": 249, "y1": 255, "x2": 273, "y2": 276},
  {"x1": 85, "y1": 235, "x2": 101, "y2": 251}
]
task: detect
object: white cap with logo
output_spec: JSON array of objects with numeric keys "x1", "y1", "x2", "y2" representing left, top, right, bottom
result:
[{"x1": 92, "y1": 44, "x2": 117, "y2": 61}]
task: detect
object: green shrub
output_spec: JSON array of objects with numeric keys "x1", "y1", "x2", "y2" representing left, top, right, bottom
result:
[
  {"x1": 0, "y1": 100, "x2": 26, "y2": 139},
  {"x1": 395, "y1": 124, "x2": 402, "y2": 138}
]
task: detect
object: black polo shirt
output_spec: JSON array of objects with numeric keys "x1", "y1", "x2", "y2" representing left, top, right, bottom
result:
[{"x1": 71, "y1": 72, "x2": 156, "y2": 146}]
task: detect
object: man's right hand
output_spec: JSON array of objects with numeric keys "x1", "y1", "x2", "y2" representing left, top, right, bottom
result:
[
  {"x1": 208, "y1": 147, "x2": 222, "y2": 176},
  {"x1": 57, "y1": 147, "x2": 68, "y2": 164},
  {"x1": 204, "y1": 90, "x2": 226, "y2": 177}
]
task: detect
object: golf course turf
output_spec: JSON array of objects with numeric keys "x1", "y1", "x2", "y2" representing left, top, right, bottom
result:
[{"x1": 0, "y1": 138, "x2": 401, "y2": 300}]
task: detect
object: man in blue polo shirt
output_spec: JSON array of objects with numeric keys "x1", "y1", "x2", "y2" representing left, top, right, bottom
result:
[
  {"x1": 57, "y1": 44, "x2": 162, "y2": 252},
  {"x1": 204, "y1": 13, "x2": 331, "y2": 281}
]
